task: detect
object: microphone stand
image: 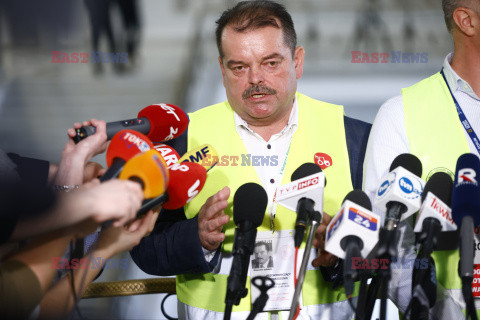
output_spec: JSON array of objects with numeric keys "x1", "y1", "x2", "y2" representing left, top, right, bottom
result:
[
  {"x1": 356, "y1": 226, "x2": 399, "y2": 320},
  {"x1": 287, "y1": 211, "x2": 321, "y2": 320}
]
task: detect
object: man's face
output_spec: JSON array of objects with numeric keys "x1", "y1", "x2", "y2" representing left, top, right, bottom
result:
[
  {"x1": 254, "y1": 244, "x2": 269, "y2": 265},
  {"x1": 219, "y1": 24, "x2": 304, "y2": 126}
]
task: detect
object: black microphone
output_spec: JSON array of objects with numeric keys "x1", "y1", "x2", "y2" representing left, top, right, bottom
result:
[
  {"x1": 383, "y1": 154, "x2": 423, "y2": 230},
  {"x1": 291, "y1": 163, "x2": 324, "y2": 247},
  {"x1": 224, "y1": 183, "x2": 267, "y2": 320},
  {"x1": 452, "y1": 153, "x2": 480, "y2": 320},
  {"x1": 341, "y1": 190, "x2": 373, "y2": 297}
]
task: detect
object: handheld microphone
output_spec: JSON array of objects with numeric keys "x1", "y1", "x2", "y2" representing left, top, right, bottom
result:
[
  {"x1": 102, "y1": 149, "x2": 168, "y2": 228},
  {"x1": 275, "y1": 163, "x2": 325, "y2": 248},
  {"x1": 178, "y1": 144, "x2": 219, "y2": 172},
  {"x1": 374, "y1": 153, "x2": 424, "y2": 230},
  {"x1": 118, "y1": 149, "x2": 169, "y2": 199},
  {"x1": 73, "y1": 103, "x2": 189, "y2": 143},
  {"x1": 154, "y1": 143, "x2": 180, "y2": 167},
  {"x1": 225, "y1": 183, "x2": 267, "y2": 320},
  {"x1": 101, "y1": 130, "x2": 154, "y2": 182},
  {"x1": 137, "y1": 162, "x2": 207, "y2": 215},
  {"x1": 325, "y1": 190, "x2": 380, "y2": 296}
]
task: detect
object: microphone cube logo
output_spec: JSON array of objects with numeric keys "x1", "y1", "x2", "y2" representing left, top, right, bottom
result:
[
  {"x1": 377, "y1": 172, "x2": 395, "y2": 197},
  {"x1": 458, "y1": 168, "x2": 478, "y2": 186},
  {"x1": 348, "y1": 208, "x2": 378, "y2": 231},
  {"x1": 327, "y1": 210, "x2": 344, "y2": 240},
  {"x1": 399, "y1": 177, "x2": 413, "y2": 193}
]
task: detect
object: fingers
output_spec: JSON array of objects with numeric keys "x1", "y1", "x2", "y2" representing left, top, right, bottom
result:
[
  {"x1": 205, "y1": 214, "x2": 230, "y2": 233},
  {"x1": 312, "y1": 251, "x2": 338, "y2": 268}
]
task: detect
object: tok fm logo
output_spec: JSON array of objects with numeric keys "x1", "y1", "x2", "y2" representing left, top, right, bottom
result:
[
  {"x1": 314, "y1": 153, "x2": 333, "y2": 170},
  {"x1": 458, "y1": 168, "x2": 477, "y2": 185}
]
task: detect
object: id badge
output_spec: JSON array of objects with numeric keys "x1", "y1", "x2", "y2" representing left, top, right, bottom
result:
[{"x1": 250, "y1": 230, "x2": 299, "y2": 311}]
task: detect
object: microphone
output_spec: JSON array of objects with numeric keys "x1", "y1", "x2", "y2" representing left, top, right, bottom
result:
[
  {"x1": 102, "y1": 149, "x2": 169, "y2": 228},
  {"x1": 118, "y1": 149, "x2": 169, "y2": 199},
  {"x1": 275, "y1": 163, "x2": 325, "y2": 247},
  {"x1": 410, "y1": 172, "x2": 453, "y2": 318},
  {"x1": 325, "y1": 190, "x2": 380, "y2": 297},
  {"x1": 137, "y1": 162, "x2": 207, "y2": 215},
  {"x1": 414, "y1": 172, "x2": 456, "y2": 250},
  {"x1": 154, "y1": 143, "x2": 180, "y2": 167},
  {"x1": 374, "y1": 153, "x2": 425, "y2": 230},
  {"x1": 178, "y1": 144, "x2": 219, "y2": 172},
  {"x1": 451, "y1": 153, "x2": 480, "y2": 320},
  {"x1": 101, "y1": 130, "x2": 154, "y2": 182},
  {"x1": 73, "y1": 103, "x2": 189, "y2": 143},
  {"x1": 224, "y1": 183, "x2": 267, "y2": 320}
]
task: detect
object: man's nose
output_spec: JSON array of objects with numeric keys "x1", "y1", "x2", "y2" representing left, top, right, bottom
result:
[{"x1": 248, "y1": 65, "x2": 264, "y2": 84}]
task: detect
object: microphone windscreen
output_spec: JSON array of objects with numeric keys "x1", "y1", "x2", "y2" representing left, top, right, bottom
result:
[
  {"x1": 138, "y1": 103, "x2": 189, "y2": 142},
  {"x1": 421, "y1": 172, "x2": 453, "y2": 205},
  {"x1": 452, "y1": 153, "x2": 480, "y2": 226},
  {"x1": 233, "y1": 183, "x2": 267, "y2": 228},
  {"x1": 119, "y1": 149, "x2": 169, "y2": 199},
  {"x1": 162, "y1": 162, "x2": 207, "y2": 210},
  {"x1": 154, "y1": 143, "x2": 180, "y2": 167},
  {"x1": 291, "y1": 162, "x2": 323, "y2": 181},
  {"x1": 342, "y1": 189, "x2": 372, "y2": 211},
  {"x1": 106, "y1": 130, "x2": 154, "y2": 167},
  {"x1": 389, "y1": 153, "x2": 423, "y2": 177}
]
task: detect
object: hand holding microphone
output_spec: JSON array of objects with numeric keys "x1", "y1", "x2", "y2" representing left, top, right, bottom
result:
[{"x1": 73, "y1": 103, "x2": 189, "y2": 144}]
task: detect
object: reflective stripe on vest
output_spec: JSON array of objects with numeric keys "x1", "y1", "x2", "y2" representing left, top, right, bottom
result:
[
  {"x1": 403, "y1": 72, "x2": 469, "y2": 292},
  {"x1": 176, "y1": 92, "x2": 356, "y2": 312}
]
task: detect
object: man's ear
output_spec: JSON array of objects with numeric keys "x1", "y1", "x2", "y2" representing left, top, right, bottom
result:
[
  {"x1": 452, "y1": 7, "x2": 479, "y2": 37},
  {"x1": 294, "y1": 46, "x2": 305, "y2": 80}
]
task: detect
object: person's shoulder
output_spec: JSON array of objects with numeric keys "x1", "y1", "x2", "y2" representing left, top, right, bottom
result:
[
  {"x1": 190, "y1": 101, "x2": 229, "y2": 117},
  {"x1": 374, "y1": 94, "x2": 404, "y2": 124}
]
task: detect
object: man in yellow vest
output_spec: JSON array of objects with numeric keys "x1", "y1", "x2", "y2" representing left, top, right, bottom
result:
[
  {"x1": 364, "y1": 0, "x2": 480, "y2": 317},
  {"x1": 132, "y1": 1, "x2": 371, "y2": 319}
]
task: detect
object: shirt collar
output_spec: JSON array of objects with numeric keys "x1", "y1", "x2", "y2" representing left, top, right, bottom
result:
[
  {"x1": 233, "y1": 95, "x2": 299, "y2": 136},
  {"x1": 443, "y1": 53, "x2": 480, "y2": 100}
]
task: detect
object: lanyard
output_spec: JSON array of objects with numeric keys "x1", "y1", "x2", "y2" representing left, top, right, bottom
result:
[
  {"x1": 269, "y1": 141, "x2": 292, "y2": 233},
  {"x1": 440, "y1": 69, "x2": 480, "y2": 154}
]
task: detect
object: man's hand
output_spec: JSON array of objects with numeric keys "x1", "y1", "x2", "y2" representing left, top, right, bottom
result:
[
  {"x1": 198, "y1": 186, "x2": 231, "y2": 251},
  {"x1": 311, "y1": 213, "x2": 338, "y2": 267}
]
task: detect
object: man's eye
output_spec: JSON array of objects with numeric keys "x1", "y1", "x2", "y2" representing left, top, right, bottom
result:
[
  {"x1": 233, "y1": 66, "x2": 244, "y2": 72},
  {"x1": 267, "y1": 61, "x2": 279, "y2": 67}
]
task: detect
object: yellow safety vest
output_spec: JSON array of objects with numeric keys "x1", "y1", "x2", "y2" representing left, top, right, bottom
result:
[
  {"x1": 403, "y1": 72, "x2": 472, "y2": 307},
  {"x1": 176, "y1": 92, "x2": 356, "y2": 313}
]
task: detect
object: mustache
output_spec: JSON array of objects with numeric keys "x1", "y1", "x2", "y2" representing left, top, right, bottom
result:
[{"x1": 242, "y1": 85, "x2": 276, "y2": 99}]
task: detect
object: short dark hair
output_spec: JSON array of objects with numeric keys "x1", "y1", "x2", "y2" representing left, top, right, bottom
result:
[
  {"x1": 255, "y1": 241, "x2": 271, "y2": 252},
  {"x1": 215, "y1": 0, "x2": 297, "y2": 59},
  {"x1": 442, "y1": 0, "x2": 479, "y2": 32}
]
